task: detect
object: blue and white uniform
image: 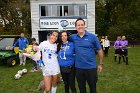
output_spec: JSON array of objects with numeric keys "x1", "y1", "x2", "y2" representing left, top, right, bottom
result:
[{"x1": 39, "y1": 40, "x2": 60, "y2": 76}]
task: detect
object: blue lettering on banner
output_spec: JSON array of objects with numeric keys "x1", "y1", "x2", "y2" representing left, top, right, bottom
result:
[
  {"x1": 50, "y1": 22, "x2": 59, "y2": 25},
  {"x1": 44, "y1": 22, "x2": 49, "y2": 25},
  {"x1": 41, "y1": 21, "x2": 59, "y2": 26},
  {"x1": 40, "y1": 20, "x2": 77, "y2": 28},
  {"x1": 69, "y1": 22, "x2": 75, "y2": 25},
  {"x1": 41, "y1": 22, "x2": 44, "y2": 25}
]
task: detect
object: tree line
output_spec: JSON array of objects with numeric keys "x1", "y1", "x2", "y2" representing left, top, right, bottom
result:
[
  {"x1": 0, "y1": 0, "x2": 139, "y2": 42},
  {"x1": 96, "y1": 0, "x2": 140, "y2": 42},
  {"x1": 0, "y1": 0, "x2": 31, "y2": 37}
]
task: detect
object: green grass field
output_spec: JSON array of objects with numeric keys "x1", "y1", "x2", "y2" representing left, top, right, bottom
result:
[{"x1": 0, "y1": 47, "x2": 140, "y2": 93}]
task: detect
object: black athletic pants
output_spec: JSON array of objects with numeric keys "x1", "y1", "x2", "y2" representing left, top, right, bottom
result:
[
  {"x1": 61, "y1": 67, "x2": 76, "y2": 93},
  {"x1": 104, "y1": 47, "x2": 109, "y2": 56},
  {"x1": 76, "y1": 68, "x2": 97, "y2": 93}
]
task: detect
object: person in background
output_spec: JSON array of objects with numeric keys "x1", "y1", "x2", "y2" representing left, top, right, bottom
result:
[
  {"x1": 39, "y1": 31, "x2": 60, "y2": 93},
  {"x1": 70, "y1": 18, "x2": 103, "y2": 93},
  {"x1": 58, "y1": 31, "x2": 77, "y2": 93},
  {"x1": 114, "y1": 36, "x2": 122, "y2": 63},
  {"x1": 30, "y1": 38, "x2": 39, "y2": 72},
  {"x1": 64, "y1": 12, "x2": 68, "y2": 16},
  {"x1": 120, "y1": 36, "x2": 128, "y2": 65},
  {"x1": 13, "y1": 32, "x2": 29, "y2": 66},
  {"x1": 100, "y1": 36, "x2": 105, "y2": 49},
  {"x1": 103, "y1": 36, "x2": 110, "y2": 56}
]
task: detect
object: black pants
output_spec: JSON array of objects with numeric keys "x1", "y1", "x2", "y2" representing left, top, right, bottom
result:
[
  {"x1": 31, "y1": 59, "x2": 38, "y2": 70},
  {"x1": 76, "y1": 68, "x2": 97, "y2": 93},
  {"x1": 104, "y1": 47, "x2": 109, "y2": 56},
  {"x1": 122, "y1": 49, "x2": 128, "y2": 56},
  {"x1": 61, "y1": 67, "x2": 76, "y2": 93},
  {"x1": 122, "y1": 49, "x2": 128, "y2": 64}
]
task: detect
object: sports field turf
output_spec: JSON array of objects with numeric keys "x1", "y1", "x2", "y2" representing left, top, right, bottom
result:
[{"x1": 0, "y1": 47, "x2": 140, "y2": 93}]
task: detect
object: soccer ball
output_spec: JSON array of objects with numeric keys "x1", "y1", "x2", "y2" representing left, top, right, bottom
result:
[
  {"x1": 22, "y1": 68, "x2": 27, "y2": 74},
  {"x1": 17, "y1": 70, "x2": 23, "y2": 75},
  {"x1": 14, "y1": 73, "x2": 21, "y2": 80}
]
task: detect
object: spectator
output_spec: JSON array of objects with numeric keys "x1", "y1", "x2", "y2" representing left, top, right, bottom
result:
[
  {"x1": 30, "y1": 38, "x2": 39, "y2": 72},
  {"x1": 100, "y1": 36, "x2": 105, "y2": 49},
  {"x1": 13, "y1": 32, "x2": 29, "y2": 66},
  {"x1": 58, "y1": 31, "x2": 77, "y2": 93},
  {"x1": 103, "y1": 36, "x2": 110, "y2": 56}
]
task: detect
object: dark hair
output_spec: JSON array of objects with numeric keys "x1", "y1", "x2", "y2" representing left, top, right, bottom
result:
[
  {"x1": 57, "y1": 31, "x2": 71, "y2": 52},
  {"x1": 75, "y1": 17, "x2": 85, "y2": 27},
  {"x1": 59, "y1": 31, "x2": 71, "y2": 41},
  {"x1": 47, "y1": 30, "x2": 59, "y2": 43},
  {"x1": 47, "y1": 30, "x2": 59, "y2": 37},
  {"x1": 31, "y1": 38, "x2": 36, "y2": 42}
]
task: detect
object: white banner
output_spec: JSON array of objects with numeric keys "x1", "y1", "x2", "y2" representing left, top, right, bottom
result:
[{"x1": 39, "y1": 19, "x2": 87, "y2": 29}]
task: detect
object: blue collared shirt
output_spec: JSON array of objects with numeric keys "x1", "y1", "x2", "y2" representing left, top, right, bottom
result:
[
  {"x1": 13, "y1": 37, "x2": 29, "y2": 50},
  {"x1": 70, "y1": 32, "x2": 101, "y2": 69}
]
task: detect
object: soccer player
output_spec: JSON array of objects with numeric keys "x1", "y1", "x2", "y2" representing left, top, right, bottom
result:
[
  {"x1": 114, "y1": 36, "x2": 122, "y2": 63},
  {"x1": 39, "y1": 31, "x2": 60, "y2": 93},
  {"x1": 121, "y1": 36, "x2": 128, "y2": 65},
  {"x1": 13, "y1": 32, "x2": 29, "y2": 66},
  {"x1": 103, "y1": 36, "x2": 110, "y2": 56}
]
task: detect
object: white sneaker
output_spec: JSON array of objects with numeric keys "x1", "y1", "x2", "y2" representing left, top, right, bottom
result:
[
  {"x1": 33, "y1": 69, "x2": 38, "y2": 72},
  {"x1": 23, "y1": 63, "x2": 26, "y2": 66},
  {"x1": 19, "y1": 63, "x2": 22, "y2": 66},
  {"x1": 59, "y1": 77, "x2": 63, "y2": 82},
  {"x1": 30, "y1": 69, "x2": 38, "y2": 72},
  {"x1": 30, "y1": 69, "x2": 35, "y2": 72}
]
